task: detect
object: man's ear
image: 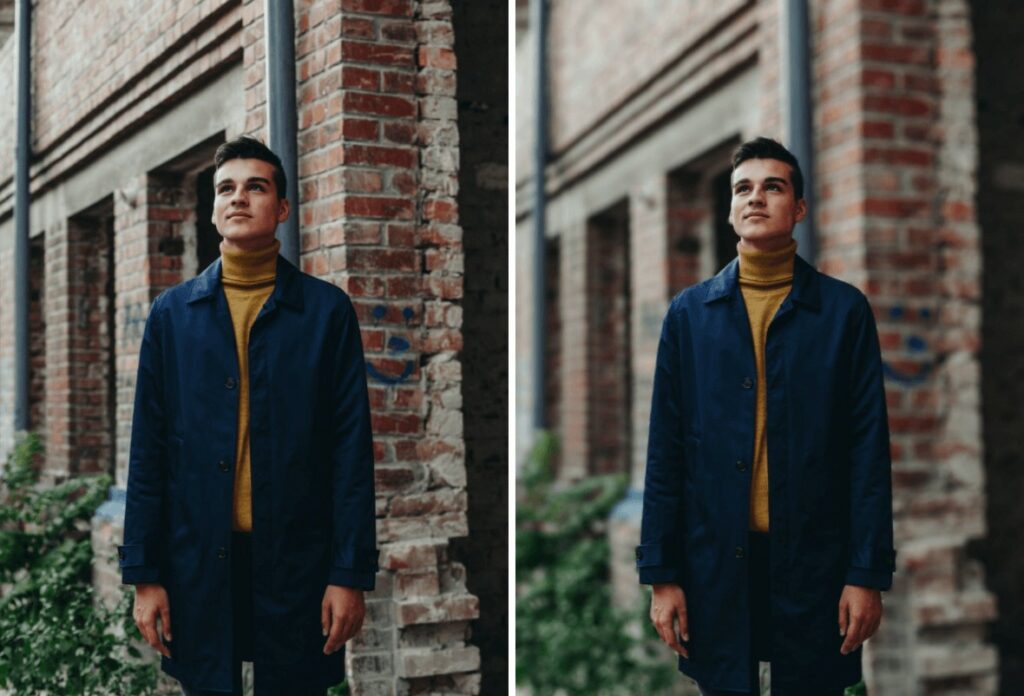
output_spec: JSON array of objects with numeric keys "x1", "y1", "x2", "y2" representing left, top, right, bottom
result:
[
  {"x1": 277, "y1": 198, "x2": 290, "y2": 223},
  {"x1": 794, "y1": 198, "x2": 808, "y2": 224}
]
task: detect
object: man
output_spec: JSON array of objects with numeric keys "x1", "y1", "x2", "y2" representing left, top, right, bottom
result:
[
  {"x1": 637, "y1": 137, "x2": 895, "y2": 695},
  {"x1": 118, "y1": 136, "x2": 378, "y2": 695}
]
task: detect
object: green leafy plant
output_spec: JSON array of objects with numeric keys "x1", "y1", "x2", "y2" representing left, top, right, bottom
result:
[
  {"x1": 0, "y1": 433, "x2": 159, "y2": 695},
  {"x1": 516, "y1": 433, "x2": 676, "y2": 695}
]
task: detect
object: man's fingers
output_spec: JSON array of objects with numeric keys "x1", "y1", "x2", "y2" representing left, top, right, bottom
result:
[
  {"x1": 324, "y1": 606, "x2": 344, "y2": 654},
  {"x1": 838, "y1": 597, "x2": 849, "y2": 636},
  {"x1": 321, "y1": 599, "x2": 330, "y2": 637},
  {"x1": 652, "y1": 614, "x2": 687, "y2": 658},
  {"x1": 141, "y1": 612, "x2": 169, "y2": 657},
  {"x1": 159, "y1": 602, "x2": 172, "y2": 642},
  {"x1": 841, "y1": 614, "x2": 863, "y2": 655},
  {"x1": 677, "y1": 605, "x2": 689, "y2": 642}
]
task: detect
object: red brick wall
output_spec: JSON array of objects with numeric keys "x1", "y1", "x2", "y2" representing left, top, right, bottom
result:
[
  {"x1": 546, "y1": 0, "x2": 750, "y2": 153},
  {"x1": 519, "y1": 0, "x2": 998, "y2": 693}
]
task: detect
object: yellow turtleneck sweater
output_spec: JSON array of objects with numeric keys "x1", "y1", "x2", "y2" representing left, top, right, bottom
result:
[
  {"x1": 220, "y1": 238, "x2": 279, "y2": 532},
  {"x1": 738, "y1": 238, "x2": 796, "y2": 532}
]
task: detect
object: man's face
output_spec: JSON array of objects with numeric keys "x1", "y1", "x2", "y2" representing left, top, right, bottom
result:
[
  {"x1": 728, "y1": 157, "x2": 806, "y2": 249},
  {"x1": 212, "y1": 158, "x2": 289, "y2": 249}
]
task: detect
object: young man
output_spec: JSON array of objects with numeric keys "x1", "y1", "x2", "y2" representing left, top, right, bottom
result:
[
  {"x1": 637, "y1": 138, "x2": 895, "y2": 695},
  {"x1": 119, "y1": 136, "x2": 378, "y2": 696}
]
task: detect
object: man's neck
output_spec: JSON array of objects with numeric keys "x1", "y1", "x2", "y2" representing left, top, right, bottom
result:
[
  {"x1": 220, "y1": 235, "x2": 278, "y2": 255},
  {"x1": 737, "y1": 236, "x2": 794, "y2": 254}
]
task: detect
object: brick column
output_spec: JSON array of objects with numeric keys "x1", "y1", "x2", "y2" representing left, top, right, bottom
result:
[
  {"x1": 558, "y1": 220, "x2": 590, "y2": 481},
  {"x1": 812, "y1": 0, "x2": 996, "y2": 691},
  {"x1": 286, "y1": 1, "x2": 479, "y2": 692},
  {"x1": 608, "y1": 174, "x2": 672, "y2": 611},
  {"x1": 0, "y1": 246, "x2": 14, "y2": 461}
]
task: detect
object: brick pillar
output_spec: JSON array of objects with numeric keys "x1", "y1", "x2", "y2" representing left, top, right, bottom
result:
[
  {"x1": 113, "y1": 175, "x2": 189, "y2": 488},
  {"x1": 812, "y1": 0, "x2": 997, "y2": 691},
  {"x1": 608, "y1": 175, "x2": 672, "y2": 612},
  {"x1": 558, "y1": 220, "x2": 589, "y2": 481},
  {"x1": 0, "y1": 246, "x2": 14, "y2": 462},
  {"x1": 284, "y1": 1, "x2": 479, "y2": 692}
]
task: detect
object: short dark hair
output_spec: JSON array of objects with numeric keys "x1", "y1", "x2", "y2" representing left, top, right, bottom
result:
[
  {"x1": 213, "y1": 136, "x2": 287, "y2": 200},
  {"x1": 731, "y1": 137, "x2": 804, "y2": 200}
]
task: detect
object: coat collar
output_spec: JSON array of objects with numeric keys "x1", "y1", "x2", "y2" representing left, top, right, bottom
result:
[
  {"x1": 186, "y1": 252, "x2": 304, "y2": 310},
  {"x1": 703, "y1": 251, "x2": 821, "y2": 310}
]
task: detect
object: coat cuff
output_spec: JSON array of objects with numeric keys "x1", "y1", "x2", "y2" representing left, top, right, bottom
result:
[
  {"x1": 636, "y1": 543, "x2": 681, "y2": 585},
  {"x1": 118, "y1": 544, "x2": 162, "y2": 585},
  {"x1": 845, "y1": 566, "x2": 893, "y2": 591},
  {"x1": 329, "y1": 568, "x2": 377, "y2": 591}
]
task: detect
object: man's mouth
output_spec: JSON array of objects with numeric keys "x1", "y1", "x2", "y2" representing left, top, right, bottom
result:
[
  {"x1": 227, "y1": 213, "x2": 251, "y2": 220},
  {"x1": 745, "y1": 213, "x2": 768, "y2": 219}
]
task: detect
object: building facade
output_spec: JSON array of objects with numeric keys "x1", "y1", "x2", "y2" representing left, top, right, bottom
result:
[
  {"x1": 0, "y1": 1, "x2": 507, "y2": 694},
  {"x1": 516, "y1": 0, "x2": 1020, "y2": 693}
]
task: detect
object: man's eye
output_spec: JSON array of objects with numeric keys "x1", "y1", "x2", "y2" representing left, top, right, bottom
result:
[
  {"x1": 249, "y1": 184, "x2": 264, "y2": 191},
  {"x1": 767, "y1": 184, "x2": 781, "y2": 191}
]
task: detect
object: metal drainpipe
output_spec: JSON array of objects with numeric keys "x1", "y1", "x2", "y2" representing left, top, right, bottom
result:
[
  {"x1": 14, "y1": 0, "x2": 31, "y2": 432},
  {"x1": 531, "y1": 0, "x2": 548, "y2": 432},
  {"x1": 786, "y1": 0, "x2": 816, "y2": 264},
  {"x1": 264, "y1": 0, "x2": 300, "y2": 266}
]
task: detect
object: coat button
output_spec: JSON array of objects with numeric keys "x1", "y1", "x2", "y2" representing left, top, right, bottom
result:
[
  {"x1": 742, "y1": 377, "x2": 753, "y2": 389},
  {"x1": 735, "y1": 546, "x2": 745, "y2": 559},
  {"x1": 217, "y1": 547, "x2": 227, "y2": 559},
  {"x1": 219, "y1": 459, "x2": 229, "y2": 472},
  {"x1": 225, "y1": 377, "x2": 237, "y2": 389},
  {"x1": 736, "y1": 460, "x2": 747, "y2": 472},
  {"x1": 636, "y1": 549, "x2": 644, "y2": 561}
]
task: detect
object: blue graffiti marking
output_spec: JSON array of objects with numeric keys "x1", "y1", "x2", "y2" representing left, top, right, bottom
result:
[
  {"x1": 366, "y1": 308, "x2": 415, "y2": 384},
  {"x1": 883, "y1": 361, "x2": 932, "y2": 385},
  {"x1": 388, "y1": 336, "x2": 410, "y2": 352},
  {"x1": 882, "y1": 310, "x2": 933, "y2": 383},
  {"x1": 906, "y1": 335, "x2": 926, "y2": 352}
]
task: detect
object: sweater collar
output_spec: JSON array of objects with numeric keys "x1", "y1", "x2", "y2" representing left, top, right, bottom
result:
[
  {"x1": 737, "y1": 238, "x2": 797, "y2": 284},
  {"x1": 220, "y1": 238, "x2": 280, "y2": 283}
]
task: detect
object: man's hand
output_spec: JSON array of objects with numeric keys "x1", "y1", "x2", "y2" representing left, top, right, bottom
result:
[
  {"x1": 650, "y1": 583, "x2": 689, "y2": 658},
  {"x1": 322, "y1": 585, "x2": 366, "y2": 655},
  {"x1": 133, "y1": 583, "x2": 172, "y2": 658},
  {"x1": 838, "y1": 584, "x2": 882, "y2": 655}
]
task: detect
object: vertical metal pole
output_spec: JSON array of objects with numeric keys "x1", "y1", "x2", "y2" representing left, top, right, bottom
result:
[
  {"x1": 531, "y1": 0, "x2": 548, "y2": 432},
  {"x1": 264, "y1": 0, "x2": 300, "y2": 265},
  {"x1": 14, "y1": 0, "x2": 31, "y2": 432},
  {"x1": 786, "y1": 0, "x2": 816, "y2": 264}
]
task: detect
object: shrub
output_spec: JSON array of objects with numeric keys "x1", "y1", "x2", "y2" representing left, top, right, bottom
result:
[
  {"x1": 516, "y1": 433, "x2": 675, "y2": 695},
  {"x1": 0, "y1": 433, "x2": 158, "y2": 695}
]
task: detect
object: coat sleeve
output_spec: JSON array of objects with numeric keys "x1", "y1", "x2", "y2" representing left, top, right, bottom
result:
[
  {"x1": 636, "y1": 305, "x2": 687, "y2": 585},
  {"x1": 119, "y1": 295, "x2": 169, "y2": 585},
  {"x1": 327, "y1": 293, "x2": 379, "y2": 590},
  {"x1": 845, "y1": 294, "x2": 897, "y2": 590}
]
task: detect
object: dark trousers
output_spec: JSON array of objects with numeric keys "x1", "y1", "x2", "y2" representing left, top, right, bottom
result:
[{"x1": 696, "y1": 533, "x2": 848, "y2": 696}]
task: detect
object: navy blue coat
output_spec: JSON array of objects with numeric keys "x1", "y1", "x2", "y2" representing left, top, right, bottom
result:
[
  {"x1": 637, "y1": 254, "x2": 895, "y2": 692},
  {"x1": 118, "y1": 254, "x2": 378, "y2": 694}
]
